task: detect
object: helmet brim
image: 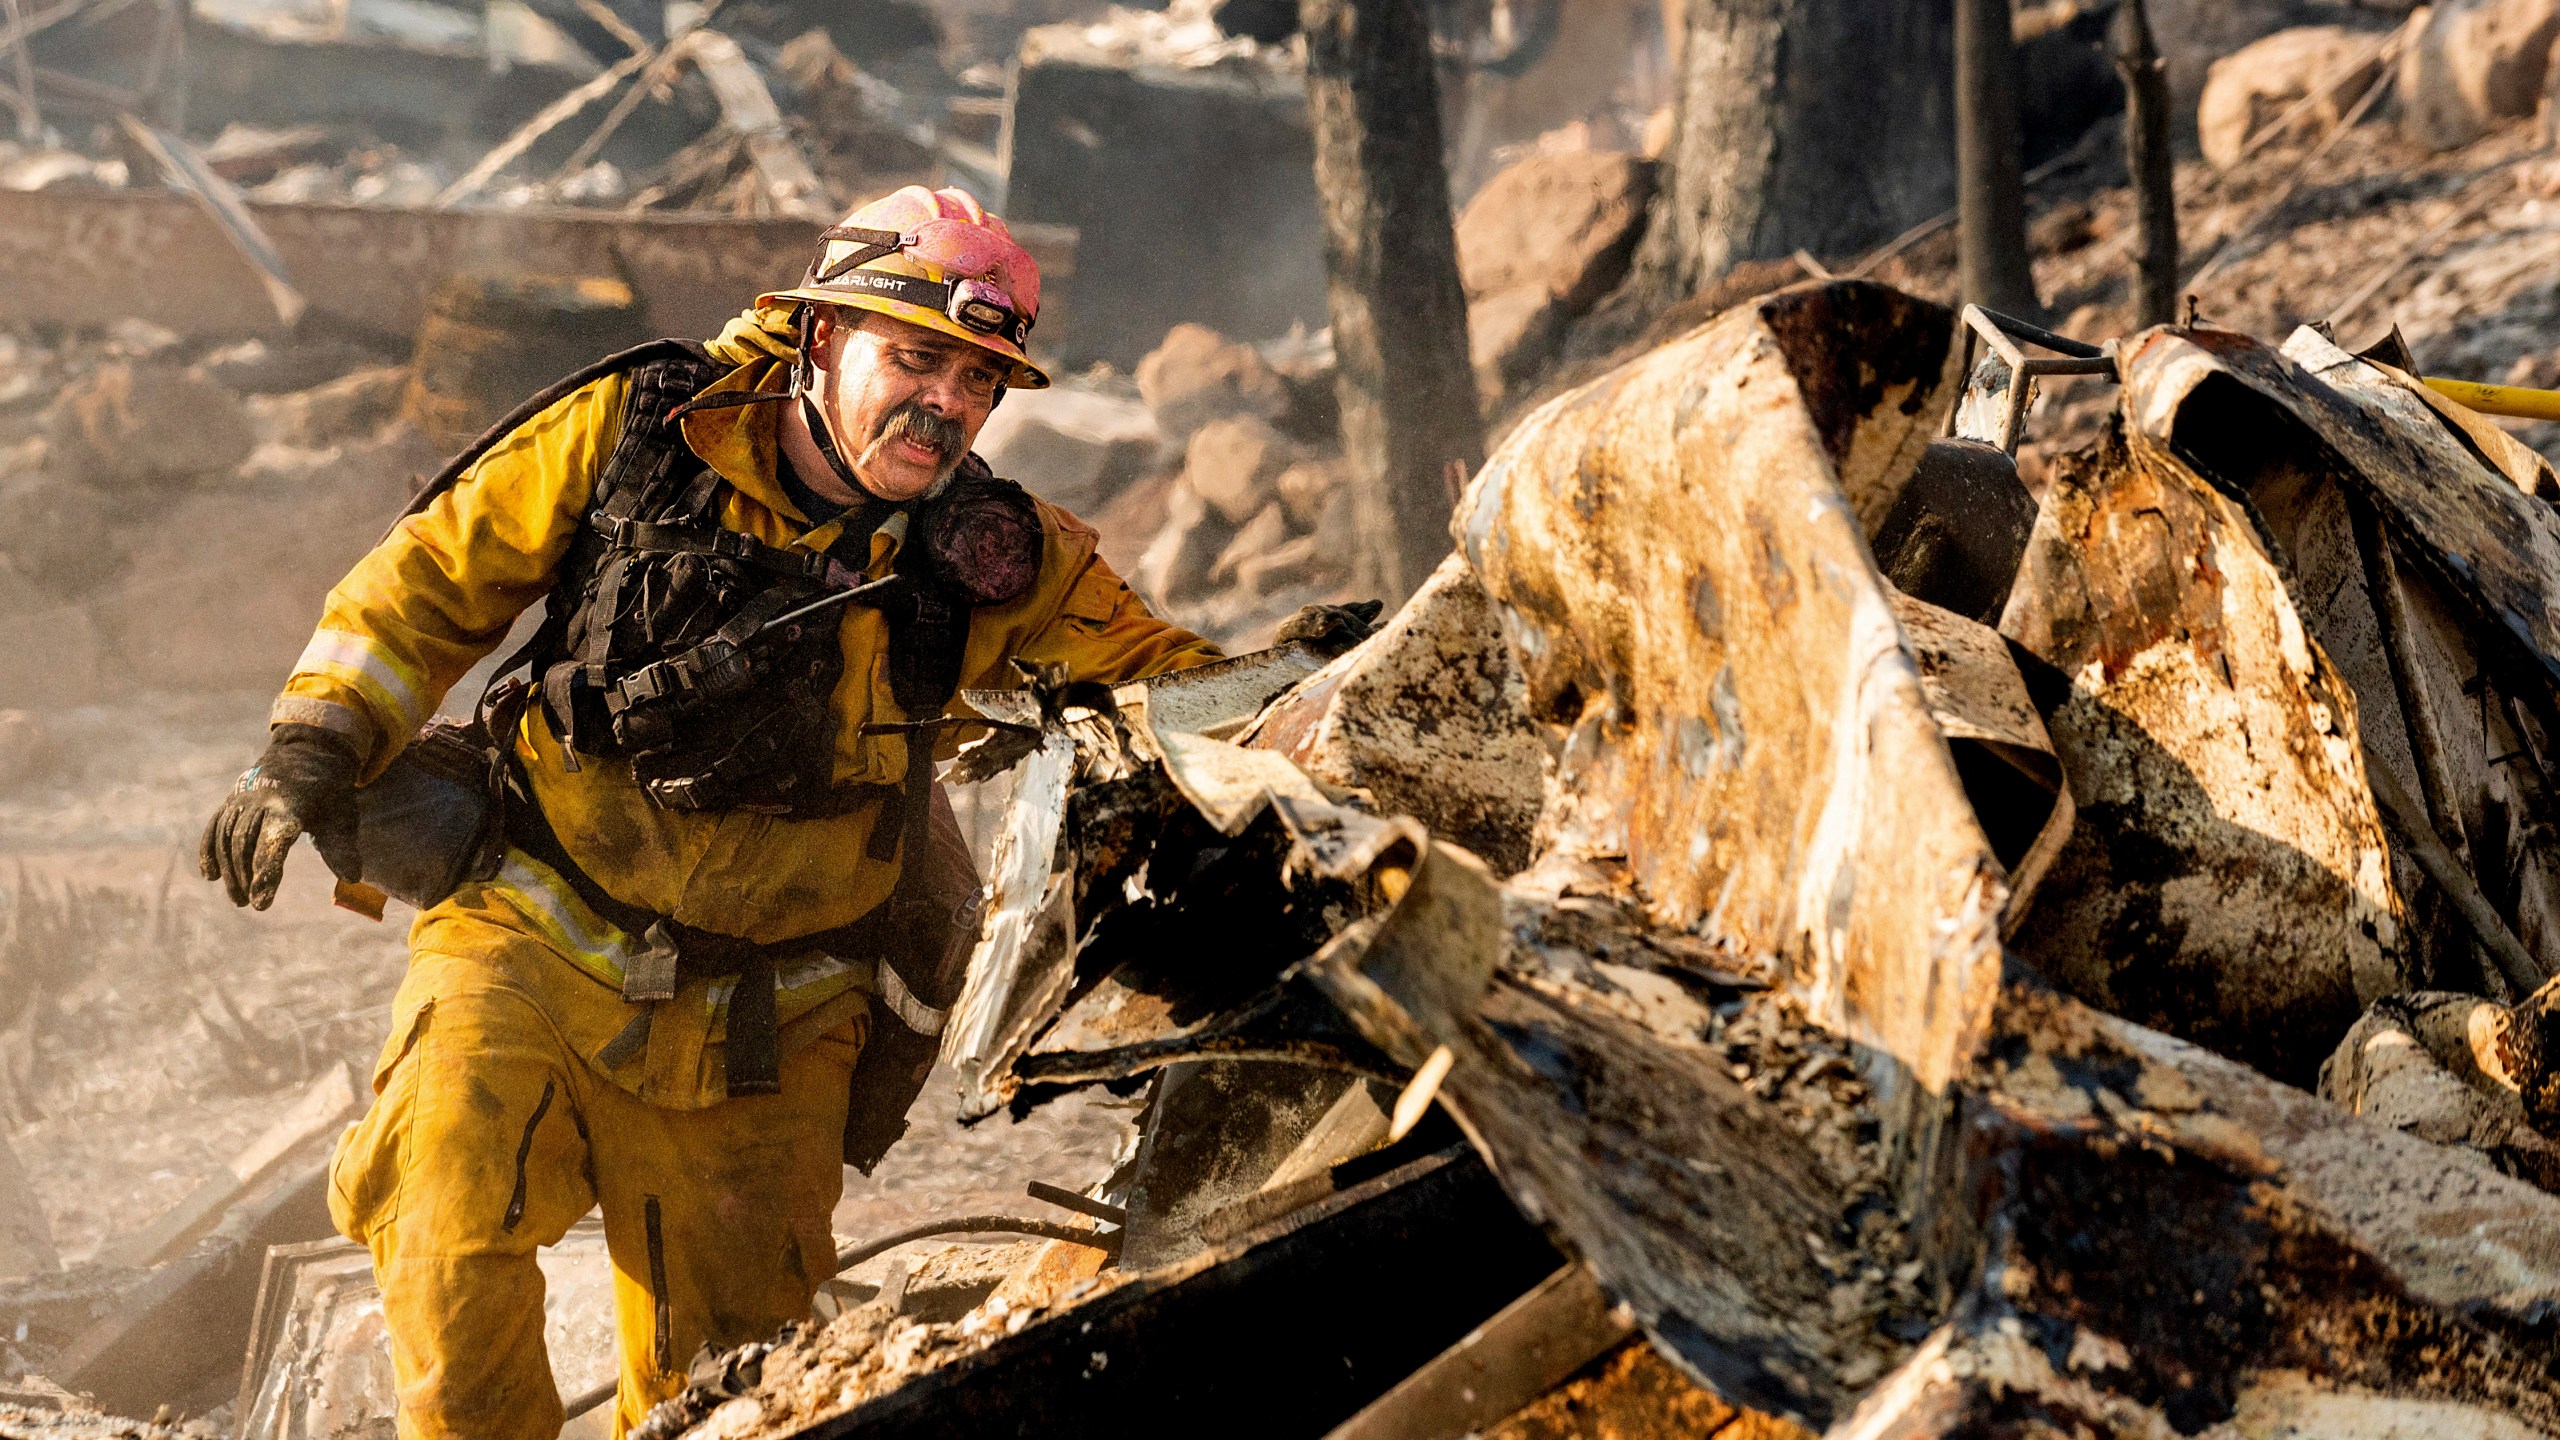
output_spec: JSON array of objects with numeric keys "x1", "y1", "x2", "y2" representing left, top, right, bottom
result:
[{"x1": 759, "y1": 288, "x2": 1052, "y2": 389}]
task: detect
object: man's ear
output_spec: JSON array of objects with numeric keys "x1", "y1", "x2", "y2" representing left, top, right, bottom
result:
[{"x1": 807, "y1": 307, "x2": 838, "y2": 352}]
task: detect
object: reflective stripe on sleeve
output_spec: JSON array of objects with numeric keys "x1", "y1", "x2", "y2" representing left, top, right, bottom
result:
[{"x1": 292, "y1": 630, "x2": 433, "y2": 739}]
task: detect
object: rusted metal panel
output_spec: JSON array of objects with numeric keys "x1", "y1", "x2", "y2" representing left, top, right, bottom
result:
[
  {"x1": 1997, "y1": 417, "x2": 2408, "y2": 1087},
  {"x1": 0, "y1": 188, "x2": 1074, "y2": 341},
  {"x1": 1455, "y1": 279, "x2": 2002, "y2": 1155}
]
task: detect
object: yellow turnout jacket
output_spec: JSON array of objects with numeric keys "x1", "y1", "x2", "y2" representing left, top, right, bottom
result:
[{"x1": 272, "y1": 304, "x2": 1219, "y2": 1106}]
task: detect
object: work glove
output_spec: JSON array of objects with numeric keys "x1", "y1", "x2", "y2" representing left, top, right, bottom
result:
[
  {"x1": 200, "y1": 724, "x2": 362, "y2": 911},
  {"x1": 1275, "y1": 599, "x2": 1385, "y2": 658}
]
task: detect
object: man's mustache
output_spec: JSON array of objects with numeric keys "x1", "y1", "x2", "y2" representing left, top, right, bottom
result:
[{"x1": 877, "y1": 401, "x2": 966, "y2": 459}]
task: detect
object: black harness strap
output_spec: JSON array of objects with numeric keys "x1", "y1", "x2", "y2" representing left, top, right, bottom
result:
[
  {"x1": 504, "y1": 782, "x2": 904, "y2": 1098},
  {"x1": 386, "y1": 338, "x2": 712, "y2": 542}
]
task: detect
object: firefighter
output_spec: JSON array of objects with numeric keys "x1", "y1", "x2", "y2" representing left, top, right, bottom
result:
[{"x1": 198, "y1": 185, "x2": 1286, "y2": 1437}]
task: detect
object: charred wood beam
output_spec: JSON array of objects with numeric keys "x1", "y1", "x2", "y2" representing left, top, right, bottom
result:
[
  {"x1": 783, "y1": 1149, "x2": 1562, "y2": 1440},
  {"x1": 1324, "y1": 1264, "x2": 1635, "y2": 1440},
  {"x1": 1301, "y1": 0, "x2": 1484, "y2": 603}
]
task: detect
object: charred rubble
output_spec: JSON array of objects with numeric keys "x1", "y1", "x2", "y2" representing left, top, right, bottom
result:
[
  {"x1": 628, "y1": 280, "x2": 2560, "y2": 1438},
  {"x1": 19, "y1": 2, "x2": 2560, "y2": 1434}
]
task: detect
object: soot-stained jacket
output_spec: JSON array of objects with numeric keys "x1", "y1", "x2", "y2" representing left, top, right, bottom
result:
[{"x1": 272, "y1": 302, "x2": 1221, "y2": 1107}]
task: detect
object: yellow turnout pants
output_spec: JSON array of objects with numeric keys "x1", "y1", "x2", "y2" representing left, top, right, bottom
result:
[{"x1": 329, "y1": 919, "x2": 864, "y2": 1440}]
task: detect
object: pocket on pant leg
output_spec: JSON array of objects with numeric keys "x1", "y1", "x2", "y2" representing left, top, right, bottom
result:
[{"x1": 330, "y1": 996, "x2": 434, "y2": 1244}]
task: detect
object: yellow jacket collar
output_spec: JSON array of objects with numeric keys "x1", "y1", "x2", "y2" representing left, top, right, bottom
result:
[{"x1": 681, "y1": 302, "x2": 812, "y2": 524}]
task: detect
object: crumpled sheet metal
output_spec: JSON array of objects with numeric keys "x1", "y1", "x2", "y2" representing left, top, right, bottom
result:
[
  {"x1": 1300, "y1": 841, "x2": 1893, "y2": 1427},
  {"x1": 1153, "y1": 729, "x2": 1342, "y2": 837},
  {"x1": 2003, "y1": 338, "x2": 2409, "y2": 1086},
  {"x1": 2125, "y1": 325, "x2": 2560, "y2": 707},
  {"x1": 1115, "y1": 642, "x2": 1332, "y2": 747},
  {"x1": 1887, "y1": 590, "x2": 2073, "y2": 927},
  {"x1": 941, "y1": 650, "x2": 1377, "y2": 1116},
  {"x1": 942, "y1": 729, "x2": 1077, "y2": 1115},
  {"x1": 1243, "y1": 556, "x2": 1551, "y2": 875},
  {"x1": 1835, "y1": 979, "x2": 2560, "y2": 1438},
  {"x1": 1455, "y1": 279, "x2": 2002, "y2": 1127}
]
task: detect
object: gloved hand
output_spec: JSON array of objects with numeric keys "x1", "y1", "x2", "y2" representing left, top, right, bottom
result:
[
  {"x1": 1275, "y1": 599, "x2": 1385, "y2": 658},
  {"x1": 200, "y1": 724, "x2": 362, "y2": 911}
]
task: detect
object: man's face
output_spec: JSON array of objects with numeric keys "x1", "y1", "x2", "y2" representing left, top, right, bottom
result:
[{"x1": 807, "y1": 309, "x2": 1006, "y2": 501}]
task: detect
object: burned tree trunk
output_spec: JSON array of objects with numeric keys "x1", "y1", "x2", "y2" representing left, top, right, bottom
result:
[
  {"x1": 1954, "y1": 0, "x2": 2038, "y2": 316},
  {"x1": 1301, "y1": 0, "x2": 1485, "y2": 603},
  {"x1": 2116, "y1": 0, "x2": 2179, "y2": 326},
  {"x1": 1631, "y1": 0, "x2": 1954, "y2": 297}
]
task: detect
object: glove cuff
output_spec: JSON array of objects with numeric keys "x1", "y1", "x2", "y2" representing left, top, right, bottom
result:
[{"x1": 269, "y1": 722, "x2": 358, "y2": 760}]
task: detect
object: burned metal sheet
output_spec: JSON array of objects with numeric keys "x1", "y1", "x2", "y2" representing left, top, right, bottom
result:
[
  {"x1": 2157, "y1": 330, "x2": 2560, "y2": 995},
  {"x1": 1115, "y1": 641, "x2": 1331, "y2": 745},
  {"x1": 947, "y1": 692, "x2": 1379, "y2": 1116},
  {"x1": 893, "y1": 287, "x2": 2560, "y2": 1440},
  {"x1": 1456, "y1": 279, "x2": 2002, "y2": 1158},
  {"x1": 1153, "y1": 730, "x2": 1341, "y2": 837},
  {"x1": 1997, "y1": 416, "x2": 2406, "y2": 1087},
  {"x1": 1300, "y1": 842, "x2": 1920, "y2": 1428},
  {"x1": 2123, "y1": 326, "x2": 2560, "y2": 710},
  {"x1": 1867, "y1": 439, "x2": 2039, "y2": 625},
  {"x1": 1887, "y1": 590, "x2": 2072, "y2": 925},
  {"x1": 942, "y1": 727, "x2": 1077, "y2": 1117},
  {"x1": 1243, "y1": 556, "x2": 1551, "y2": 875},
  {"x1": 1834, "y1": 979, "x2": 2560, "y2": 1438}
]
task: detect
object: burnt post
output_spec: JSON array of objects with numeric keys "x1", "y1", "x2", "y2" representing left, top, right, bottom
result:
[
  {"x1": 1633, "y1": 0, "x2": 1954, "y2": 301},
  {"x1": 1301, "y1": 0, "x2": 1484, "y2": 603},
  {"x1": 2115, "y1": 0, "x2": 2179, "y2": 326},
  {"x1": 1954, "y1": 0, "x2": 2038, "y2": 317}
]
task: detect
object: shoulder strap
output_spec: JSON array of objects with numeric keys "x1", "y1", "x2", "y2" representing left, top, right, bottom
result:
[{"x1": 382, "y1": 337, "x2": 714, "y2": 544}]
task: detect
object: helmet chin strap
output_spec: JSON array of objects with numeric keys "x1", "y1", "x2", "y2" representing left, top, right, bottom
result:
[
  {"x1": 791, "y1": 306, "x2": 878, "y2": 500},
  {"x1": 798, "y1": 391, "x2": 874, "y2": 498}
]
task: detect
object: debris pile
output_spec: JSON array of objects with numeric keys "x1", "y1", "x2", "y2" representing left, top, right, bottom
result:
[
  {"x1": 28, "y1": 3, "x2": 2560, "y2": 1435},
  {"x1": 0, "y1": 318, "x2": 429, "y2": 710},
  {"x1": 641, "y1": 276, "x2": 2560, "y2": 1437}
]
